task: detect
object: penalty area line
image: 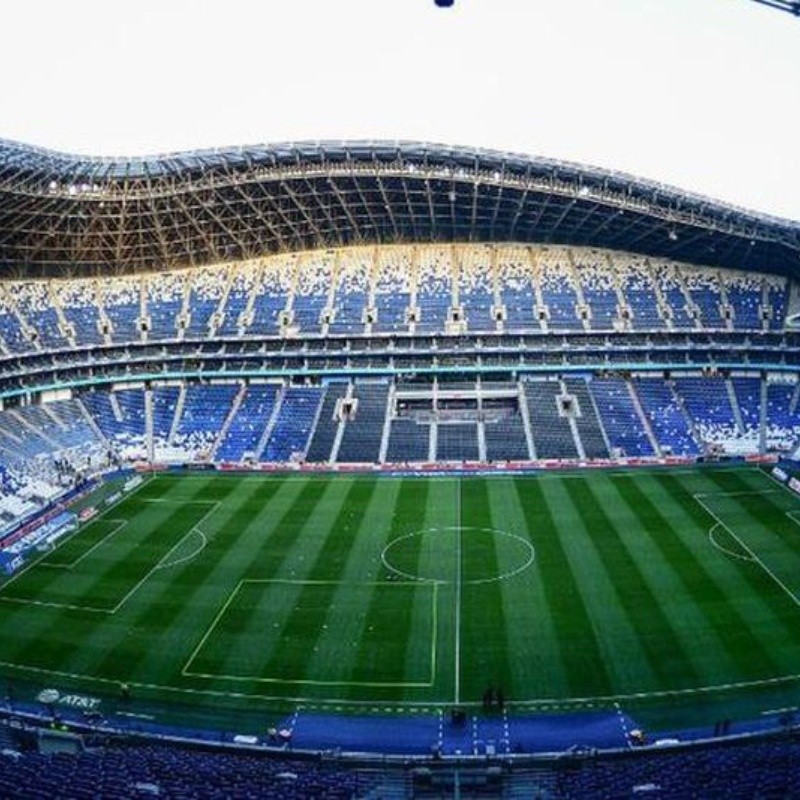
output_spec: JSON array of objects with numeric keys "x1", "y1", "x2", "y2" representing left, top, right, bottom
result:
[
  {"x1": 44, "y1": 519, "x2": 128, "y2": 570},
  {"x1": 181, "y1": 578, "x2": 439, "y2": 689}
]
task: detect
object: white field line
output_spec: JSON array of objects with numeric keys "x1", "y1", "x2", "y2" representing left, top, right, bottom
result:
[
  {"x1": 0, "y1": 596, "x2": 110, "y2": 613},
  {"x1": 152, "y1": 500, "x2": 222, "y2": 572},
  {"x1": 180, "y1": 579, "x2": 244, "y2": 677},
  {"x1": 0, "y1": 657, "x2": 445, "y2": 708},
  {"x1": 758, "y1": 471, "x2": 800, "y2": 533},
  {"x1": 708, "y1": 523, "x2": 754, "y2": 562},
  {"x1": 694, "y1": 493, "x2": 800, "y2": 611},
  {"x1": 430, "y1": 582, "x2": 439, "y2": 687},
  {"x1": 181, "y1": 578, "x2": 438, "y2": 688},
  {"x1": 380, "y1": 527, "x2": 535, "y2": 586},
  {"x1": 694, "y1": 489, "x2": 781, "y2": 499},
  {"x1": 45, "y1": 520, "x2": 127, "y2": 569},
  {"x1": 154, "y1": 531, "x2": 207, "y2": 570},
  {"x1": 761, "y1": 468, "x2": 800, "y2": 523}
]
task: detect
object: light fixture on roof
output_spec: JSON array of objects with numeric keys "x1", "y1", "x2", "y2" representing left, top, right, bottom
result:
[
  {"x1": 668, "y1": 228, "x2": 678, "y2": 241},
  {"x1": 578, "y1": 186, "x2": 591, "y2": 198}
]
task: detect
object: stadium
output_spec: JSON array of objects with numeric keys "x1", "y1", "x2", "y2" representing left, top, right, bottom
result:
[{"x1": 0, "y1": 131, "x2": 799, "y2": 797}]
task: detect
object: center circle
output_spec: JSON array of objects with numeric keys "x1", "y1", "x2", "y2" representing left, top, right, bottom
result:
[{"x1": 381, "y1": 527, "x2": 535, "y2": 585}]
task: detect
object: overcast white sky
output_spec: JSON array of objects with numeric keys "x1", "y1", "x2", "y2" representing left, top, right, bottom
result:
[{"x1": 1, "y1": 0, "x2": 798, "y2": 220}]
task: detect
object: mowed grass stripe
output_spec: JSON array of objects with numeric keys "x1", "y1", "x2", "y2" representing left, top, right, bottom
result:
[
  {"x1": 459, "y1": 477, "x2": 512, "y2": 702},
  {"x1": 303, "y1": 479, "x2": 409, "y2": 686},
  {"x1": 205, "y1": 477, "x2": 362, "y2": 688},
  {"x1": 564, "y1": 477, "x2": 701, "y2": 691},
  {"x1": 486, "y1": 479, "x2": 570, "y2": 702},
  {"x1": 513, "y1": 477, "x2": 614, "y2": 698},
  {"x1": 408, "y1": 479, "x2": 459, "y2": 701},
  {"x1": 133, "y1": 475, "x2": 175, "y2": 500},
  {"x1": 183, "y1": 477, "x2": 335, "y2": 680},
  {"x1": 258, "y1": 479, "x2": 379, "y2": 683},
  {"x1": 350, "y1": 479, "x2": 430, "y2": 690},
  {"x1": 597, "y1": 473, "x2": 744, "y2": 684},
  {"x1": 234, "y1": 478, "x2": 397, "y2": 683},
  {"x1": 616, "y1": 475, "x2": 781, "y2": 680}
]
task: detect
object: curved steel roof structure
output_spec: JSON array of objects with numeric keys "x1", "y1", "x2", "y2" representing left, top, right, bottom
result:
[{"x1": 0, "y1": 138, "x2": 797, "y2": 279}]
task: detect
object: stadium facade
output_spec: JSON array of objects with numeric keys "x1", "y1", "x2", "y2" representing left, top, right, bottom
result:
[{"x1": 1, "y1": 139, "x2": 800, "y2": 796}]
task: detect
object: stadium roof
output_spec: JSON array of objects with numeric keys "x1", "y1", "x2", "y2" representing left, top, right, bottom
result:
[{"x1": 0, "y1": 138, "x2": 798, "y2": 279}]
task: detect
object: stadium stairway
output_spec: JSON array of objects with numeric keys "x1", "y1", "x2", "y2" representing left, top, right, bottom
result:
[
  {"x1": 668, "y1": 380, "x2": 705, "y2": 453},
  {"x1": 166, "y1": 385, "x2": 186, "y2": 448},
  {"x1": 562, "y1": 377, "x2": 610, "y2": 459},
  {"x1": 336, "y1": 381, "x2": 389, "y2": 463},
  {"x1": 726, "y1": 378, "x2": 746, "y2": 436},
  {"x1": 328, "y1": 391, "x2": 349, "y2": 463},
  {"x1": 524, "y1": 380, "x2": 579, "y2": 460},
  {"x1": 215, "y1": 384, "x2": 279, "y2": 462},
  {"x1": 306, "y1": 383, "x2": 349, "y2": 463},
  {"x1": 260, "y1": 386, "x2": 324, "y2": 462},
  {"x1": 558, "y1": 379, "x2": 587, "y2": 459},
  {"x1": 590, "y1": 378, "x2": 655, "y2": 457},
  {"x1": 77, "y1": 398, "x2": 110, "y2": 449},
  {"x1": 254, "y1": 385, "x2": 286, "y2": 458},
  {"x1": 627, "y1": 379, "x2": 661, "y2": 455},
  {"x1": 144, "y1": 388, "x2": 154, "y2": 462},
  {"x1": 517, "y1": 382, "x2": 537, "y2": 459},
  {"x1": 210, "y1": 382, "x2": 247, "y2": 460},
  {"x1": 378, "y1": 383, "x2": 396, "y2": 463}
]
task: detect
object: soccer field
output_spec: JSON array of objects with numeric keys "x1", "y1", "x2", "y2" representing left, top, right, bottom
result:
[{"x1": 2, "y1": 466, "x2": 800, "y2": 725}]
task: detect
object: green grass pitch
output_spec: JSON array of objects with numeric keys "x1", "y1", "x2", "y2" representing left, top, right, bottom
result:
[{"x1": 2, "y1": 466, "x2": 800, "y2": 727}]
